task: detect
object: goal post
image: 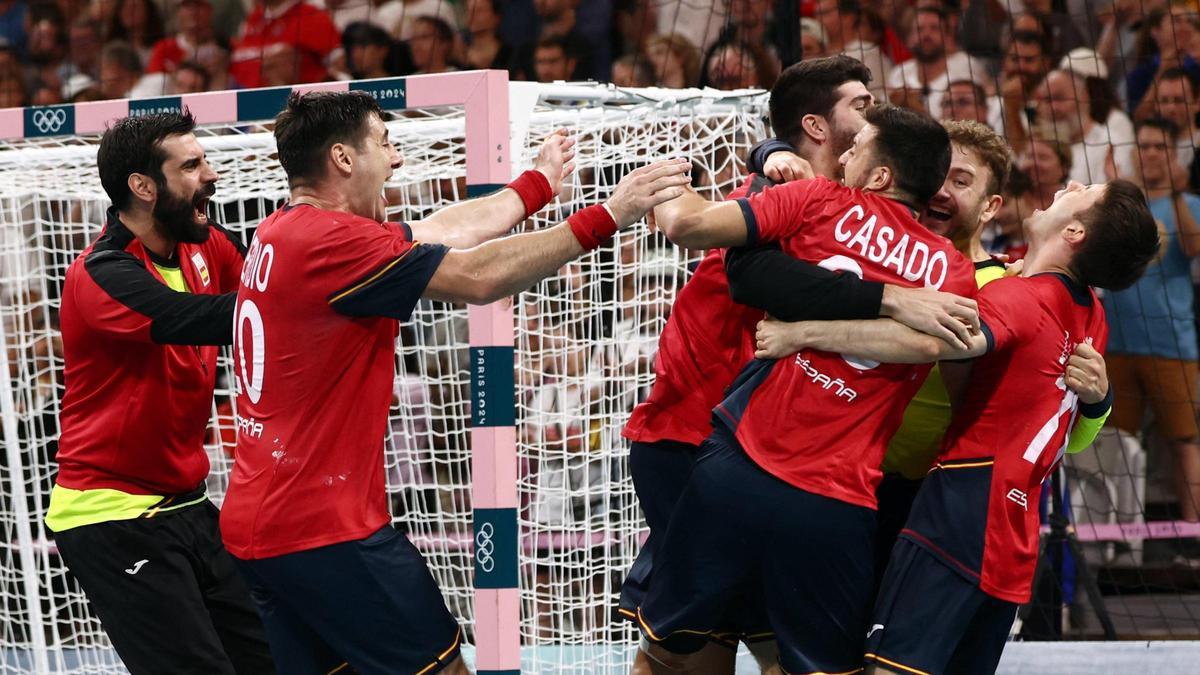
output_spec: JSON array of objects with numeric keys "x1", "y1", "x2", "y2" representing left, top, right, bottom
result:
[{"x1": 0, "y1": 72, "x2": 771, "y2": 673}]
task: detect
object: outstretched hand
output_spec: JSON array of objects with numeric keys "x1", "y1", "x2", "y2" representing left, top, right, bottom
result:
[
  {"x1": 606, "y1": 158, "x2": 692, "y2": 229},
  {"x1": 533, "y1": 129, "x2": 577, "y2": 195}
]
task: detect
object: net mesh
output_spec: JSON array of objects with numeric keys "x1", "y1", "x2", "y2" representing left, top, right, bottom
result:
[{"x1": 0, "y1": 83, "x2": 768, "y2": 673}]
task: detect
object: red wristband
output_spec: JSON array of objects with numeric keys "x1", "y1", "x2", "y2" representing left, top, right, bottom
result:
[
  {"x1": 507, "y1": 169, "x2": 554, "y2": 218},
  {"x1": 568, "y1": 204, "x2": 618, "y2": 251}
]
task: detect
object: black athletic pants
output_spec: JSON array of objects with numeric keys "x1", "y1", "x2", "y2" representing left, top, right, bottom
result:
[{"x1": 54, "y1": 501, "x2": 275, "y2": 675}]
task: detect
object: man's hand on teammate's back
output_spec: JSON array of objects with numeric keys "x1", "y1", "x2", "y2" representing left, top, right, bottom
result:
[
  {"x1": 762, "y1": 151, "x2": 815, "y2": 183},
  {"x1": 754, "y1": 317, "x2": 807, "y2": 359},
  {"x1": 534, "y1": 129, "x2": 577, "y2": 195},
  {"x1": 1065, "y1": 341, "x2": 1109, "y2": 405},
  {"x1": 880, "y1": 285, "x2": 980, "y2": 350},
  {"x1": 607, "y1": 159, "x2": 692, "y2": 228}
]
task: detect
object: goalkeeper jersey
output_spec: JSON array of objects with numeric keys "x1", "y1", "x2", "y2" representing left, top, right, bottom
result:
[
  {"x1": 50, "y1": 208, "x2": 244, "y2": 528},
  {"x1": 220, "y1": 205, "x2": 448, "y2": 559},
  {"x1": 902, "y1": 274, "x2": 1109, "y2": 603},
  {"x1": 882, "y1": 259, "x2": 1006, "y2": 479}
]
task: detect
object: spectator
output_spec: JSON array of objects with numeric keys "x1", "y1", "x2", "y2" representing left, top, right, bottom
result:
[
  {"x1": 391, "y1": 0, "x2": 459, "y2": 42},
  {"x1": 198, "y1": 41, "x2": 235, "y2": 90},
  {"x1": 610, "y1": 53, "x2": 651, "y2": 87},
  {"x1": 97, "y1": 39, "x2": 140, "y2": 99},
  {"x1": 106, "y1": 0, "x2": 164, "y2": 64},
  {"x1": 461, "y1": 0, "x2": 517, "y2": 73},
  {"x1": 0, "y1": 0, "x2": 26, "y2": 56},
  {"x1": 938, "y1": 78, "x2": 990, "y2": 125},
  {"x1": 983, "y1": 165, "x2": 1033, "y2": 261},
  {"x1": 994, "y1": 29, "x2": 1054, "y2": 133},
  {"x1": 1031, "y1": 51, "x2": 1136, "y2": 185},
  {"x1": 1127, "y1": 3, "x2": 1200, "y2": 111},
  {"x1": 533, "y1": 35, "x2": 575, "y2": 83},
  {"x1": 799, "y1": 17, "x2": 828, "y2": 60},
  {"x1": 885, "y1": 5, "x2": 990, "y2": 120},
  {"x1": 1139, "y1": 67, "x2": 1200, "y2": 189},
  {"x1": 531, "y1": 0, "x2": 592, "y2": 80},
  {"x1": 24, "y1": 2, "x2": 68, "y2": 98},
  {"x1": 819, "y1": 2, "x2": 893, "y2": 103},
  {"x1": 1016, "y1": 0, "x2": 1087, "y2": 58},
  {"x1": 612, "y1": 0, "x2": 656, "y2": 57},
  {"x1": 146, "y1": 0, "x2": 217, "y2": 76},
  {"x1": 342, "y1": 20, "x2": 401, "y2": 80},
  {"x1": 64, "y1": 18, "x2": 102, "y2": 81},
  {"x1": 1097, "y1": 0, "x2": 1166, "y2": 91},
  {"x1": 229, "y1": 0, "x2": 341, "y2": 88},
  {"x1": 642, "y1": 33, "x2": 699, "y2": 88},
  {"x1": 720, "y1": 0, "x2": 785, "y2": 72},
  {"x1": 1104, "y1": 116, "x2": 1200, "y2": 540},
  {"x1": 324, "y1": 0, "x2": 403, "y2": 32},
  {"x1": 408, "y1": 15, "x2": 457, "y2": 75},
  {"x1": 701, "y1": 38, "x2": 776, "y2": 90},
  {"x1": 170, "y1": 58, "x2": 209, "y2": 93},
  {"x1": 0, "y1": 61, "x2": 27, "y2": 107},
  {"x1": 1020, "y1": 135, "x2": 1072, "y2": 210}
]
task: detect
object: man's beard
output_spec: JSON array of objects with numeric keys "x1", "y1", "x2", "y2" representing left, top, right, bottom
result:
[
  {"x1": 913, "y1": 43, "x2": 945, "y2": 64},
  {"x1": 154, "y1": 182, "x2": 214, "y2": 245},
  {"x1": 1034, "y1": 112, "x2": 1082, "y2": 145},
  {"x1": 829, "y1": 124, "x2": 858, "y2": 181}
]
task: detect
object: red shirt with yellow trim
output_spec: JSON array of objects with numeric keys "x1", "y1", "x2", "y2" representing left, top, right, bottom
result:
[
  {"x1": 622, "y1": 177, "x2": 760, "y2": 446},
  {"x1": 714, "y1": 177, "x2": 977, "y2": 509},
  {"x1": 901, "y1": 274, "x2": 1108, "y2": 603},
  {"x1": 219, "y1": 204, "x2": 447, "y2": 559}
]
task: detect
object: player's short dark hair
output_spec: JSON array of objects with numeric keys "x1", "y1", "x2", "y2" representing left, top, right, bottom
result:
[
  {"x1": 97, "y1": 111, "x2": 196, "y2": 210},
  {"x1": 864, "y1": 103, "x2": 951, "y2": 208},
  {"x1": 274, "y1": 90, "x2": 384, "y2": 188},
  {"x1": 1072, "y1": 179, "x2": 1159, "y2": 291},
  {"x1": 1136, "y1": 115, "x2": 1181, "y2": 139},
  {"x1": 769, "y1": 55, "x2": 872, "y2": 148}
]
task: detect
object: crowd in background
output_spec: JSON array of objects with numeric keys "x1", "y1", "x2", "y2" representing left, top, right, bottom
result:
[{"x1": 5, "y1": 0, "x2": 1200, "y2": 573}]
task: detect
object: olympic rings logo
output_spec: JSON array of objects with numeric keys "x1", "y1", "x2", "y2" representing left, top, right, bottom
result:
[
  {"x1": 31, "y1": 109, "x2": 67, "y2": 134},
  {"x1": 475, "y1": 522, "x2": 495, "y2": 573}
]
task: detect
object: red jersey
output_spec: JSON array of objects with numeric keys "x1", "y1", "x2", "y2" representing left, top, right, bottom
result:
[
  {"x1": 623, "y1": 176, "x2": 763, "y2": 446},
  {"x1": 229, "y1": 0, "x2": 341, "y2": 89},
  {"x1": 147, "y1": 36, "x2": 208, "y2": 74},
  {"x1": 901, "y1": 274, "x2": 1108, "y2": 603},
  {"x1": 714, "y1": 178, "x2": 977, "y2": 509},
  {"x1": 56, "y1": 209, "x2": 244, "y2": 495},
  {"x1": 219, "y1": 205, "x2": 447, "y2": 559}
]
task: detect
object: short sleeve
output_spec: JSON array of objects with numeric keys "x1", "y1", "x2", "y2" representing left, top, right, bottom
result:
[
  {"x1": 736, "y1": 178, "x2": 827, "y2": 246},
  {"x1": 976, "y1": 278, "x2": 1032, "y2": 354},
  {"x1": 323, "y1": 218, "x2": 449, "y2": 321}
]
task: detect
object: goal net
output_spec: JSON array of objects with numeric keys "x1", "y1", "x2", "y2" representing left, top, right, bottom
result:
[{"x1": 0, "y1": 80, "x2": 768, "y2": 673}]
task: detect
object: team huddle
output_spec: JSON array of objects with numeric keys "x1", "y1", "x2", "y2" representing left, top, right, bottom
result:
[{"x1": 46, "y1": 56, "x2": 1158, "y2": 675}]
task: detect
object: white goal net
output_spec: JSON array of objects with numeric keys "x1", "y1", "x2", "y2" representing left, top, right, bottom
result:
[{"x1": 0, "y1": 81, "x2": 769, "y2": 673}]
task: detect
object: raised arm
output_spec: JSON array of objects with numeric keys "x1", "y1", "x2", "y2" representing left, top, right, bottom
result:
[
  {"x1": 408, "y1": 130, "x2": 575, "y2": 248},
  {"x1": 754, "y1": 317, "x2": 987, "y2": 364},
  {"x1": 653, "y1": 187, "x2": 751, "y2": 250},
  {"x1": 423, "y1": 159, "x2": 691, "y2": 305}
]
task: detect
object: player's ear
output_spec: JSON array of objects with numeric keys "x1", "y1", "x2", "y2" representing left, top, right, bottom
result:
[
  {"x1": 867, "y1": 165, "x2": 892, "y2": 192},
  {"x1": 979, "y1": 194, "x2": 1004, "y2": 226},
  {"x1": 328, "y1": 142, "x2": 353, "y2": 177},
  {"x1": 1063, "y1": 220, "x2": 1086, "y2": 247},
  {"x1": 801, "y1": 114, "x2": 826, "y2": 144},
  {"x1": 127, "y1": 173, "x2": 156, "y2": 206}
]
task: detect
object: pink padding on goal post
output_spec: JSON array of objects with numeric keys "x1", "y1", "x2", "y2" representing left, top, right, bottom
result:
[
  {"x1": 0, "y1": 108, "x2": 21, "y2": 138},
  {"x1": 464, "y1": 71, "x2": 512, "y2": 186},
  {"x1": 468, "y1": 302, "x2": 515, "y2": 347},
  {"x1": 474, "y1": 588, "x2": 521, "y2": 671},
  {"x1": 74, "y1": 100, "x2": 128, "y2": 134},
  {"x1": 181, "y1": 91, "x2": 237, "y2": 125},
  {"x1": 471, "y1": 427, "x2": 517, "y2": 509},
  {"x1": 405, "y1": 71, "x2": 486, "y2": 107}
]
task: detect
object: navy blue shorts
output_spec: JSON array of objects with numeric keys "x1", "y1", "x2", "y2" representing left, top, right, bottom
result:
[
  {"x1": 233, "y1": 525, "x2": 461, "y2": 675},
  {"x1": 638, "y1": 426, "x2": 876, "y2": 673},
  {"x1": 618, "y1": 438, "x2": 699, "y2": 622},
  {"x1": 866, "y1": 538, "x2": 1017, "y2": 675}
]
